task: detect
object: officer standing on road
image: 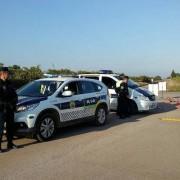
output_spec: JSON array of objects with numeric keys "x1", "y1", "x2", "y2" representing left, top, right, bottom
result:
[
  {"x1": 0, "y1": 67, "x2": 18, "y2": 152},
  {"x1": 115, "y1": 76, "x2": 130, "y2": 119}
]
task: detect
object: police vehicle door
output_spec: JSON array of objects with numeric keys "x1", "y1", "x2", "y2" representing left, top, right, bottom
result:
[
  {"x1": 101, "y1": 76, "x2": 117, "y2": 110},
  {"x1": 58, "y1": 81, "x2": 84, "y2": 122},
  {"x1": 80, "y1": 81, "x2": 101, "y2": 117}
]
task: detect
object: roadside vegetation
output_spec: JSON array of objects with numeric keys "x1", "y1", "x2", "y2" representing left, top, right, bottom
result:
[
  {"x1": 167, "y1": 70, "x2": 180, "y2": 91},
  {"x1": 0, "y1": 63, "x2": 179, "y2": 91}
]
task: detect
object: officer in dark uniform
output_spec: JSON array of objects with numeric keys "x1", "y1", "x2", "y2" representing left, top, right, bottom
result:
[
  {"x1": 115, "y1": 76, "x2": 130, "y2": 118},
  {"x1": 0, "y1": 67, "x2": 18, "y2": 152}
]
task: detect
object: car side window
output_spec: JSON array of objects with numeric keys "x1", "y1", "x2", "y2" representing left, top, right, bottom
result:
[
  {"x1": 93, "y1": 83, "x2": 102, "y2": 92},
  {"x1": 61, "y1": 81, "x2": 79, "y2": 95},
  {"x1": 80, "y1": 81, "x2": 97, "y2": 94},
  {"x1": 102, "y1": 77, "x2": 116, "y2": 89}
]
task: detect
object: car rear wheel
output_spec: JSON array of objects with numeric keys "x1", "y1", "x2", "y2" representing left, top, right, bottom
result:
[
  {"x1": 95, "y1": 105, "x2": 107, "y2": 125},
  {"x1": 36, "y1": 113, "x2": 56, "y2": 142}
]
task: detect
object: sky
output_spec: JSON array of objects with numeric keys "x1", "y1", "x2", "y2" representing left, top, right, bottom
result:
[{"x1": 0, "y1": 0, "x2": 180, "y2": 77}]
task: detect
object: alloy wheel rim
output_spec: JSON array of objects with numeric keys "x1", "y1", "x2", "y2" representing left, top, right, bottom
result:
[
  {"x1": 40, "y1": 117, "x2": 55, "y2": 138},
  {"x1": 98, "y1": 109, "x2": 106, "y2": 124}
]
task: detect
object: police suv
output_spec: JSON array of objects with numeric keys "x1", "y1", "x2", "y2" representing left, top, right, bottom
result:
[
  {"x1": 15, "y1": 78, "x2": 110, "y2": 141},
  {"x1": 79, "y1": 71, "x2": 157, "y2": 113}
]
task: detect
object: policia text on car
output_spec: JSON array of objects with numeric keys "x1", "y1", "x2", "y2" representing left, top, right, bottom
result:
[{"x1": 0, "y1": 67, "x2": 18, "y2": 152}]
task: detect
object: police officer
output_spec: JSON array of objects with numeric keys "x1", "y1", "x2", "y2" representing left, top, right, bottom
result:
[
  {"x1": 0, "y1": 67, "x2": 18, "y2": 152},
  {"x1": 115, "y1": 76, "x2": 130, "y2": 118}
]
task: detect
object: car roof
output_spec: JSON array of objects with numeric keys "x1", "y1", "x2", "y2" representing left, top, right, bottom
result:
[
  {"x1": 79, "y1": 73, "x2": 119, "y2": 76},
  {"x1": 36, "y1": 77, "x2": 76, "y2": 82},
  {"x1": 35, "y1": 77, "x2": 105, "y2": 84}
]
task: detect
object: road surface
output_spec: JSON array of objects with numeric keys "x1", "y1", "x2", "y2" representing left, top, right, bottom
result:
[{"x1": 0, "y1": 95, "x2": 180, "y2": 180}]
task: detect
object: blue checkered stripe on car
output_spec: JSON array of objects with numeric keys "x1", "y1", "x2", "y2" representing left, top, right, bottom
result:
[
  {"x1": 55, "y1": 95, "x2": 106, "y2": 110},
  {"x1": 54, "y1": 95, "x2": 107, "y2": 121}
]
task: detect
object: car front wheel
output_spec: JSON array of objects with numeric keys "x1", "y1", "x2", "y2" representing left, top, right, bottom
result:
[{"x1": 36, "y1": 113, "x2": 56, "y2": 142}]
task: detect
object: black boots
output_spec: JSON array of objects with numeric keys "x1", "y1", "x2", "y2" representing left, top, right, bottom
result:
[{"x1": 7, "y1": 143, "x2": 18, "y2": 150}]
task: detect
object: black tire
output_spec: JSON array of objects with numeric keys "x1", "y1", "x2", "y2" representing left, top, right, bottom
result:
[
  {"x1": 95, "y1": 105, "x2": 107, "y2": 126},
  {"x1": 36, "y1": 113, "x2": 57, "y2": 142},
  {"x1": 129, "y1": 100, "x2": 138, "y2": 114}
]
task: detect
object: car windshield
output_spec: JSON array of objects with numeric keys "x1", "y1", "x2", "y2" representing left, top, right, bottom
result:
[
  {"x1": 17, "y1": 80, "x2": 63, "y2": 97},
  {"x1": 114, "y1": 75, "x2": 139, "y2": 89}
]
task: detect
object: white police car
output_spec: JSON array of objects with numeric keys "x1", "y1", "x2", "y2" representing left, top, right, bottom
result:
[
  {"x1": 79, "y1": 72, "x2": 158, "y2": 113},
  {"x1": 15, "y1": 78, "x2": 110, "y2": 141}
]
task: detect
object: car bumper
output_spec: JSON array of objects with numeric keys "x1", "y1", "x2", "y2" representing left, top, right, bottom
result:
[
  {"x1": 139, "y1": 100, "x2": 158, "y2": 111},
  {"x1": 14, "y1": 122, "x2": 35, "y2": 137},
  {"x1": 15, "y1": 112, "x2": 37, "y2": 129},
  {"x1": 14, "y1": 112, "x2": 37, "y2": 137}
]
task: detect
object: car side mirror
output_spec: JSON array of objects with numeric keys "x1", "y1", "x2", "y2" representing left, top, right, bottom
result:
[{"x1": 61, "y1": 90, "x2": 73, "y2": 97}]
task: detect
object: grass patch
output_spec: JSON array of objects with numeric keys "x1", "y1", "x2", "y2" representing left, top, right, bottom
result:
[{"x1": 167, "y1": 77, "x2": 180, "y2": 92}]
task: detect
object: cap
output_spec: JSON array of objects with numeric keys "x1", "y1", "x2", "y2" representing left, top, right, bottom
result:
[{"x1": 0, "y1": 67, "x2": 9, "y2": 72}]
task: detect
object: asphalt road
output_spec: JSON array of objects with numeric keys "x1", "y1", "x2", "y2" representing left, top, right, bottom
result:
[{"x1": 0, "y1": 95, "x2": 180, "y2": 180}]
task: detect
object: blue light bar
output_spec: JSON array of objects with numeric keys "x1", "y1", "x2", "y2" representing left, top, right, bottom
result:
[{"x1": 99, "y1": 70, "x2": 113, "y2": 74}]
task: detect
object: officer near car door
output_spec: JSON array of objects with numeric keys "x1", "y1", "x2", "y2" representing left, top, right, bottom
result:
[
  {"x1": 0, "y1": 67, "x2": 18, "y2": 152},
  {"x1": 115, "y1": 76, "x2": 130, "y2": 118}
]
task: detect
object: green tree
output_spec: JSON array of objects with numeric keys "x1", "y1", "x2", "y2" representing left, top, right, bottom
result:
[
  {"x1": 11, "y1": 65, "x2": 43, "y2": 81},
  {"x1": 171, "y1": 69, "x2": 176, "y2": 78},
  {"x1": 12, "y1": 65, "x2": 21, "y2": 70},
  {"x1": 77, "y1": 70, "x2": 99, "y2": 74},
  {"x1": 154, "y1": 75, "x2": 162, "y2": 81},
  {"x1": 28, "y1": 66, "x2": 43, "y2": 80},
  {"x1": 47, "y1": 68, "x2": 76, "y2": 75},
  {"x1": 139, "y1": 76, "x2": 151, "y2": 83}
]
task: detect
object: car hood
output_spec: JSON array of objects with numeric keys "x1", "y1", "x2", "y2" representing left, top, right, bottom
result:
[
  {"x1": 135, "y1": 87, "x2": 154, "y2": 97},
  {"x1": 17, "y1": 96, "x2": 47, "y2": 106}
]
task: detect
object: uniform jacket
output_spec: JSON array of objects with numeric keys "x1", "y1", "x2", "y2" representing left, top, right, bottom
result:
[
  {"x1": 115, "y1": 82, "x2": 129, "y2": 97},
  {"x1": 0, "y1": 79, "x2": 18, "y2": 112}
]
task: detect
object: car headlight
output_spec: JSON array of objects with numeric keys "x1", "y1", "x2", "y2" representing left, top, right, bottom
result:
[{"x1": 16, "y1": 103, "x2": 39, "y2": 112}]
